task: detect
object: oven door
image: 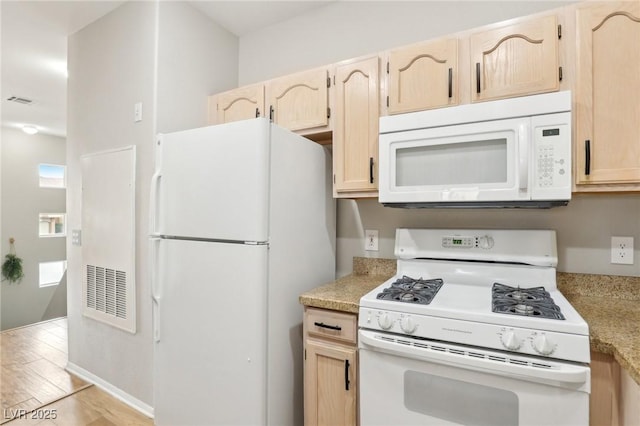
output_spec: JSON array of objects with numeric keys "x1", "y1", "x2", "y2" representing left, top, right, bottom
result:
[
  {"x1": 378, "y1": 117, "x2": 530, "y2": 205},
  {"x1": 359, "y1": 330, "x2": 590, "y2": 426}
]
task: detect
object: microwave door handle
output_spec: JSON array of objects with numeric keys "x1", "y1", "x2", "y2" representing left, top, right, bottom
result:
[{"x1": 518, "y1": 124, "x2": 528, "y2": 190}]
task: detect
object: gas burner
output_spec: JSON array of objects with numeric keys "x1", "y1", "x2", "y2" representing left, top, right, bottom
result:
[
  {"x1": 515, "y1": 304, "x2": 534, "y2": 315},
  {"x1": 376, "y1": 276, "x2": 443, "y2": 305},
  {"x1": 492, "y1": 283, "x2": 565, "y2": 320}
]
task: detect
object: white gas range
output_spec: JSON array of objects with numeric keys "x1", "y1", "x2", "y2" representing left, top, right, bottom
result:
[{"x1": 358, "y1": 229, "x2": 591, "y2": 426}]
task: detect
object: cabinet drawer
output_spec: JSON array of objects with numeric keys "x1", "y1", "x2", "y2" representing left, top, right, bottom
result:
[{"x1": 305, "y1": 307, "x2": 357, "y2": 345}]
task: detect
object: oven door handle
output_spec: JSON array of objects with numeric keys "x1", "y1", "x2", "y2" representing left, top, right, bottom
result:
[{"x1": 359, "y1": 330, "x2": 588, "y2": 385}]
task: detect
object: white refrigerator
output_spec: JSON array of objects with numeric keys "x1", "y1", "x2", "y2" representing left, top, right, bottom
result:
[{"x1": 150, "y1": 118, "x2": 335, "y2": 426}]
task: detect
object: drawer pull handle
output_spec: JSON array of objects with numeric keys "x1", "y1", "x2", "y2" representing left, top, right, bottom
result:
[
  {"x1": 345, "y1": 359, "x2": 350, "y2": 391},
  {"x1": 314, "y1": 321, "x2": 342, "y2": 331},
  {"x1": 476, "y1": 62, "x2": 481, "y2": 94},
  {"x1": 448, "y1": 67, "x2": 453, "y2": 98}
]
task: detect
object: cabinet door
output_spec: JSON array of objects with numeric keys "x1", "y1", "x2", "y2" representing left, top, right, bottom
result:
[
  {"x1": 215, "y1": 84, "x2": 264, "y2": 124},
  {"x1": 590, "y1": 352, "x2": 620, "y2": 426},
  {"x1": 333, "y1": 56, "x2": 379, "y2": 194},
  {"x1": 575, "y1": 2, "x2": 640, "y2": 187},
  {"x1": 266, "y1": 68, "x2": 329, "y2": 132},
  {"x1": 470, "y1": 15, "x2": 559, "y2": 102},
  {"x1": 304, "y1": 339, "x2": 357, "y2": 426},
  {"x1": 388, "y1": 38, "x2": 458, "y2": 114}
]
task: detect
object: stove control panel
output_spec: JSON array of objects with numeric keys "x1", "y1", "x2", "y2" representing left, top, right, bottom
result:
[
  {"x1": 442, "y1": 236, "x2": 475, "y2": 248},
  {"x1": 359, "y1": 308, "x2": 591, "y2": 364},
  {"x1": 441, "y1": 235, "x2": 495, "y2": 249}
]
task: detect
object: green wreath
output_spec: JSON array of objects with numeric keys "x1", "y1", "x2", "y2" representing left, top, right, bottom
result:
[{"x1": 2, "y1": 238, "x2": 24, "y2": 284}]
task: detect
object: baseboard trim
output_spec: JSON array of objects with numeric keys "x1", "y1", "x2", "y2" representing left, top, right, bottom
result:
[{"x1": 65, "y1": 362, "x2": 154, "y2": 418}]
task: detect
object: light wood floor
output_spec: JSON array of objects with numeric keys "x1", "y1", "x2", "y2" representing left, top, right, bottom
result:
[{"x1": 1, "y1": 318, "x2": 152, "y2": 425}]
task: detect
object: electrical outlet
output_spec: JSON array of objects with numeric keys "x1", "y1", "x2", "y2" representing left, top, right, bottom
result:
[
  {"x1": 611, "y1": 236, "x2": 634, "y2": 265},
  {"x1": 365, "y1": 229, "x2": 379, "y2": 251}
]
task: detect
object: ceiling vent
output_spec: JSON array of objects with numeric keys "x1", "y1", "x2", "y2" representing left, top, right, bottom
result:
[{"x1": 7, "y1": 96, "x2": 33, "y2": 105}]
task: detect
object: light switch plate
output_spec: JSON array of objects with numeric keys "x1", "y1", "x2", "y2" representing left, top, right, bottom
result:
[
  {"x1": 134, "y1": 102, "x2": 143, "y2": 122},
  {"x1": 72, "y1": 229, "x2": 82, "y2": 246}
]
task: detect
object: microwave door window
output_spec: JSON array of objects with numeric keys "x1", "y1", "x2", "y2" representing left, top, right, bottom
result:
[{"x1": 395, "y1": 138, "x2": 508, "y2": 187}]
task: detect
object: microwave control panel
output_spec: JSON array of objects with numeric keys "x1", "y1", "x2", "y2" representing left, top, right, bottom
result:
[{"x1": 532, "y1": 115, "x2": 571, "y2": 198}]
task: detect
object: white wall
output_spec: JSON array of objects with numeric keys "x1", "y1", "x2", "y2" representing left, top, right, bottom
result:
[
  {"x1": 238, "y1": 0, "x2": 640, "y2": 279},
  {"x1": 157, "y1": 1, "x2": 238, "y2": 133},
  {"x1": 67, "y1": 0, "x2": 157, "y2": 407},
  {"x1": 67, "y1": 0, "x2": 238, "y2": 409},
  {"x1": 239, "y1": 1, "x2": 573, "y2": 85},
  {"x1": 1, "y1": 127, "x2": 67, "y2": 330}
]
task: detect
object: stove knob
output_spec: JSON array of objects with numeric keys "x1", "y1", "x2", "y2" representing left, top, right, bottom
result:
[
  {"x1": 500, "y1": 330, "x2": 522, "y2": 350},
  {"x1": 400, "y1": 316, "x2": 417, "y2": 334},
  {"x1": 532, "y1": 333, "x2": 556, "y2": 356},
  {"x1": 478, "y1": 235, "x2": 495, "y2": 249},
  {"x1": 377, "y1": 313, "x2": 393, "y2": 330}
]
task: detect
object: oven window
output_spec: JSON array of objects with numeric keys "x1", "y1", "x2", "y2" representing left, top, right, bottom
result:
[
  {"x1": 404, "y1": 370, "x2": 519, "y2": 426},
  {"x1": 395, "y1": 138, "x2": 507, "y2": 186}
]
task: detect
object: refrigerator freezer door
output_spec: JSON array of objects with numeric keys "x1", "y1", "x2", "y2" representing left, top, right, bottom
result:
[
  {"x1": 153, "y1": 238, "x2": 268, "y2": 426},
  {"x1": 156, "y1": 118, "x2": 270, "y2": 242}
]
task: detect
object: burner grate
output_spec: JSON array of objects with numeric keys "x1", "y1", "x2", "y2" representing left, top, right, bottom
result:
[
  {"x1": 376, "y1": 276, "x2": 443, "y2": 305},
  {"x1": 491, "y1": 283, "x2": 565, "y2": 320}
]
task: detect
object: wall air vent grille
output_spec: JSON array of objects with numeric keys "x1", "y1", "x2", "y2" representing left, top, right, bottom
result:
[
  {"x1": 85, "y1": 265, "x2": 127, "y2": 320},
  {"x1": 81, "y1": 146, "x2": 136, "y2": 333},
  {"x1": 6, "y1": 96, "x2": 33, "y2": 105}
]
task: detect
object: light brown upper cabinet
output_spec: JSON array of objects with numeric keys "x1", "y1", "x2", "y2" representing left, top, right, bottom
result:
[
  {"x1": 575, "y1": 1, "x2": 640, "y2": 190},
  {"x1": 333, "y1": 56, "x2": 380, "y2": 196},
  {"x1": 387, "y1": 38, "x2": 459, "y2": 114},
  {"x1": 210, "y1": 83, "x2": 265, "y2": 125},
  {"x1": 470, "y1": 15, "x2": 560, "y2": 102},
  {"x1": 266, "y1": 67, "x2": 331, "y2": 133}
]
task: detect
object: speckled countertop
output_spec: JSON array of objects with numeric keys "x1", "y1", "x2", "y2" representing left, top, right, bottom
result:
[
  {"x1": 298, "y1": 258, "x2": 396, "y2": 313},
  {"x1": 300, "y1": 257, "x2": 640, "y2": 385},
  {"x1": 558, "y1": 273, "x2": 640, "y2": 385}
]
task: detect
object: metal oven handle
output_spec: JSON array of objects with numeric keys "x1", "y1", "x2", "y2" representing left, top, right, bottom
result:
[{"x1": 359, "y1": 330, "x2": 588, "y2": 385}]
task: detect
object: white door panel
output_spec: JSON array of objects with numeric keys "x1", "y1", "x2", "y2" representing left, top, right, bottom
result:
[
  {"x1": 153, "y1": 238, "x2": 268, "y2": 426},
  {"x1": 156, "y1": 118, "x2": 270, "y2": 241},
  {"x1": 359, "y1": 346, "x2": 589, "y2": 426}
]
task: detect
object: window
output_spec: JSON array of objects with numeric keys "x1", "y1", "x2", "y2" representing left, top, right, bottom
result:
[
  {"x1": 39, "y1": 260, "x2": 67, "y2": 287},
  {"x1": 39, "y1": 213, "x2": 66, "y2": 237},
  {"x1": 39, "y1": 164, "x2": 66, "y2": 188}
]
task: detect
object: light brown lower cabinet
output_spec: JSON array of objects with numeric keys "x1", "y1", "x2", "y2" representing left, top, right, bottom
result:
[
  {"x1": 303, "y1": 307, "x2": 357, "y2": 426},
  {"x1": 590, "y1": 351, "x2": 640, "y2": 426}
]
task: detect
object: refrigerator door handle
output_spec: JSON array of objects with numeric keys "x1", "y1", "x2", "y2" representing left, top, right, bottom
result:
[
  {"x1": 150, "y1": 237, "x2": 162, "y2": 342},
  {"x1": 149, "y1": 171, "x2": 162, "y2": 235},
  {"x1": 152, "y1": 296, "x2": 161, "y2": 343}
]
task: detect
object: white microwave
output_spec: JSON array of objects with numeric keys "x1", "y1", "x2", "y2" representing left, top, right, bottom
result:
[{"x1": 378, "y1": 91, "x2": 572, "y2": 208}]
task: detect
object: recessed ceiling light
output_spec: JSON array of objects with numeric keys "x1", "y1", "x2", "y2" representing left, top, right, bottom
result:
[{"x1": 22, "y1": 125, "x2": 38, "y2": 135}]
